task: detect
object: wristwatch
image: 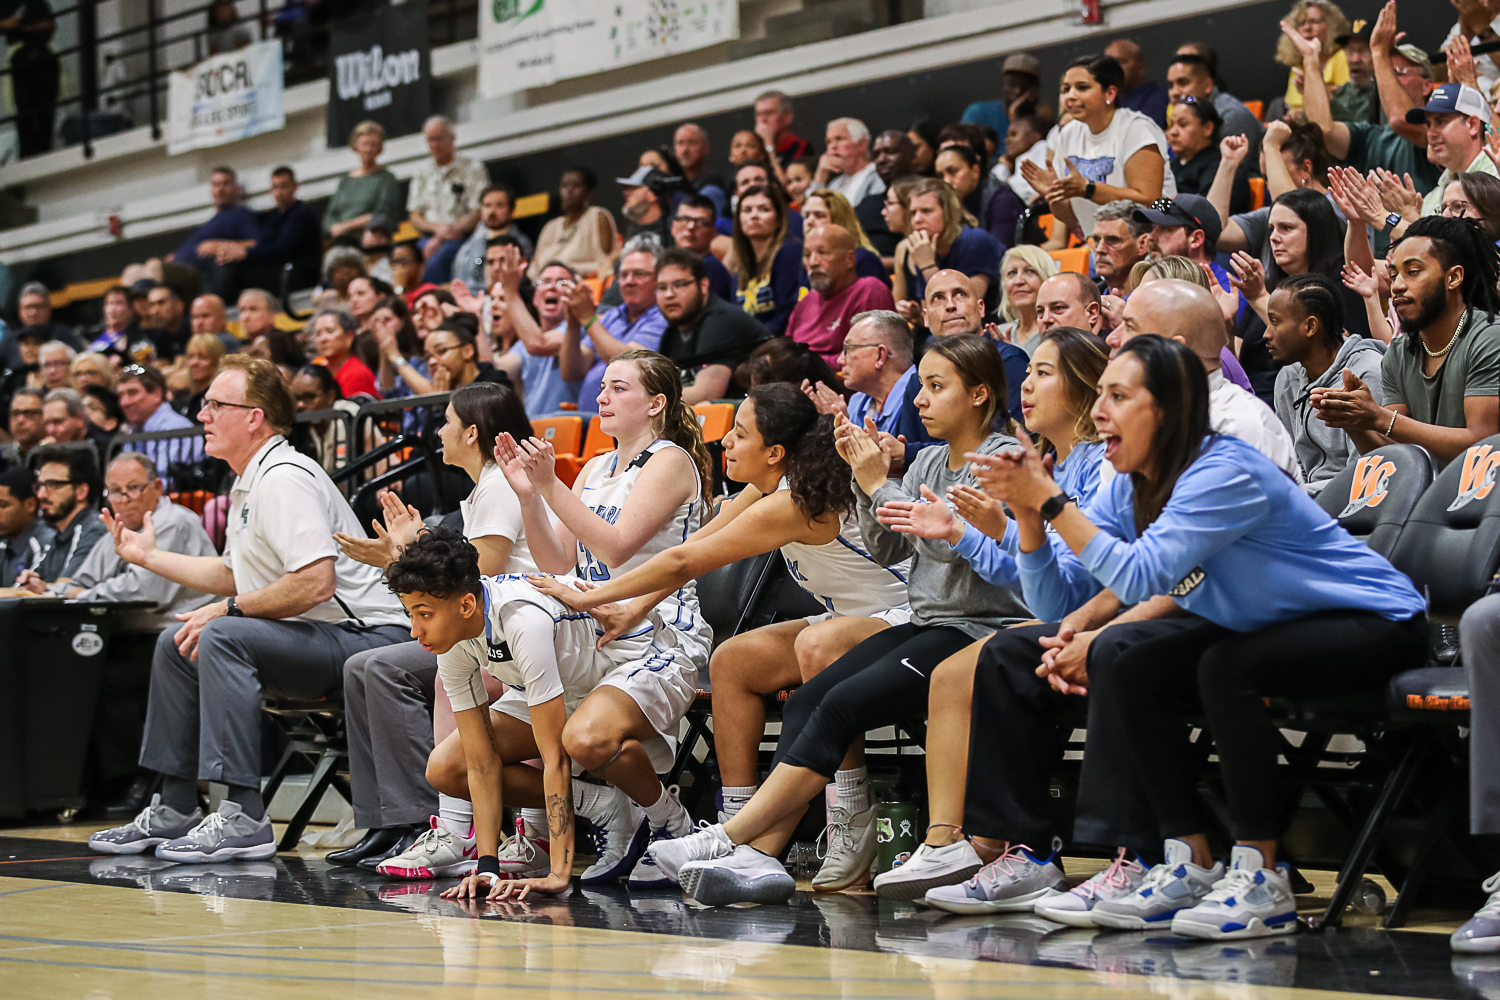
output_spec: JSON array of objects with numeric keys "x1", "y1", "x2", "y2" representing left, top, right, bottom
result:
[
  {"x1": 1083, "y1": 180, "x2": 1097, "y2": 200},
  {"x1": 1382, "y1": 212, "x2": 1402, "y2": 235},
  {"x1": 226, "y1": 596, "x2": 244, "y2": 617},
  {"x1": 1039, "y1": 493, "x2": 1073, "y2": 522}
]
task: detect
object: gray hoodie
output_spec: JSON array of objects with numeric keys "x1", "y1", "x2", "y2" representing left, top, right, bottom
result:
[
  {"x1": 1273, "y1": 335, "x2": 1387, "y2": 495},
  {"x1": 858, "y1": 430, "x2": 1033, "y2": 638}
]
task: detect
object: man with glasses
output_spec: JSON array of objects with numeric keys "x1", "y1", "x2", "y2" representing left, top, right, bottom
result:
[
  {"x1": 17, "y1": 451, "x2": 217, "y2": 818},
  {"x1": 804, "y1": 310, "x2": 936, "y2": 474},
  {"x1": 669, "y1": 195, "x2": 734, "y2": 300},
  {"x1": 654, "y1": 248, "x2": 769, "y2": 404},
  {"x1": 492, "y1": 254, "x2": 583, "y2": 417},
  {"x1": 37, "y1": 340, "x2": 75, "y2": 391},
  {"x1": 118, "y1": 364, "x2": 201, "y2": 478},
  {"x1": 560, "y1": 241, "x2": 668, "y2": 413},
  {"x1": 1089, "y1": 201, "x2": 1148, "y2": 299},
  {"x1": 24, "y1": 443, "x2": 106, "y2": 583},
  {"x1": 88, "y1": 355, "x2": 410, "y2": 863},
  {"x1": 43, "y1": 388, "x2": 114, "y2": 467}
]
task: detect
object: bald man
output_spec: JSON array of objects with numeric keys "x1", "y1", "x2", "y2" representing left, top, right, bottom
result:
[
  {"x1": 921, "y1": 269, "x2": 1028, "y2": 427},
  {"x1": 1104, "y1": 38, "x2": 1168, "y2": 127},
  {"x1": 190, "y1": 294, "x2": 227, "y2": 337},
  {"x1": 1114, "y1": 280, "x2": 1301, "y2": 481},
  {"x1": 672, "y1": 123, "x2": 728, "y2": 215},
  {"x1": 1036, "y1": 273, "x2": 1104, "y2": 336},
  {"x1": 787, "y1": 224, "x2": 895, "y2": 366}
]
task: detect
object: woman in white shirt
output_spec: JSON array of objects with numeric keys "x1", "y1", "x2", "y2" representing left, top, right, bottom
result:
[{"x1": 1023, "y1": 54, "x2": 1174, "y2": 249}]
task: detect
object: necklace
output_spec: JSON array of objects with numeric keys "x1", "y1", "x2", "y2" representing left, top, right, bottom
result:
[{"x1": 1422, "y1": 311, "x2": 1468, "y2": 358}]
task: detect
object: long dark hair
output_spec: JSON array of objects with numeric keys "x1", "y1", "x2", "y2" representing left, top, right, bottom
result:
[
  {"x1": 745, "y1": 382, "x2": 853, "y2": 520},
  {"x1": 734, "y1": 338, "x2": 845, "y2": 394},
  {"x1": 921, "y1": 333, "x2": 1013, "y2": 436},
  {"x1": 1266, "y1": 188, "x2": 1344, "y2": 291},
  {"x1": 732, "y1": 183, "x2": 791, "y2": 284},
  {"x1": 451, "y1": 382, "x2": 530, "y2": 465},
  {"x1": 373, "y1": 294, "x2": 421, "y2": 357},
  {"x1": 1116, "y1": 335, "x2": 1212, "y2": 534},
  {"x1": 612, "y1": 349, "x2": 715, "y2": 511},
  {"x1": 1034, "y1": 327, "x2": 1109, "y2": 457}
]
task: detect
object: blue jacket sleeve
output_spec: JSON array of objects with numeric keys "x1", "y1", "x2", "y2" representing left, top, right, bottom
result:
[
  {"x1": 1078, "y1": 454, "x2": 1270, "y2": 605},
  {"x1": 889, "y1": 373, "x2": 941, "y2": 468},
  {"x1": 1000, "y1": 342, "x2": 1029, "y2": 429},
  {"x1": 952, "y1": 524, "x2": 1020, "y2": 589},
  {"x1": 246, "y1": 203, "x2": 320, "y2": 265},
  {"x1": 1014, "y1": 477, "x2": 1131, "y2": 620}
]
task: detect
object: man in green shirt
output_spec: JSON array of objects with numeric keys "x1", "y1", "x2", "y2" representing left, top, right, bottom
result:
[{"x1": 1313, "y1": 216, "x2": 1500, "y2": 467}]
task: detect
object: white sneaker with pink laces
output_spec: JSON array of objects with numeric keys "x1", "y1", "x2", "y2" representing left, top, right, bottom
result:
[
  {"x1": 1034, "y1": 848, "x2": 1147, "y2": 927},
  {"x1": 376, "y1": 816, "x2": 477, "y2": 879},
  {"x1": 922, "y1": 844, "x2": 1066, "y2": 915}
]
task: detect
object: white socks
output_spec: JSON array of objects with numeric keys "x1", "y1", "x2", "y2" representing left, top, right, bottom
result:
[
  {"x1": 835, "y1": 768, "x2": 869, "y2": 815},
  {"x1": 571, "y1": 778, "x2": 609, "y2": 821},
  {"x1": 437, "y1": 794, "x2": 473, "y2": 838},
  {"x1": 641, "y1": 784, "x2": 690, "y2": 835},
  {"x1": 720, "y1": 784, "x2": 758, "y2": 820},
  {"x1": 520, "y1": 808, "x2": 548, "y2": 841}
]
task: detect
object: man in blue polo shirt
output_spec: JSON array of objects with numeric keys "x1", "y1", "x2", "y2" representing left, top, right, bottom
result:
[
  {"x1": 560, "y1": 242, "x2": 670, "y2": 412},
  {"x1": 833, "y1": 310, "x2": 937, "y2": 473}
]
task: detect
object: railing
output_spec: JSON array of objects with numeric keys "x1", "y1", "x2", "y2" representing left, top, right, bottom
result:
[{"x1": 1, "y1": 0, "x2": 476, "y2": 161}]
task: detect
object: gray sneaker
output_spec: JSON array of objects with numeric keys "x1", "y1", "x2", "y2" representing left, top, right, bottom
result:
[
  {"x1": 1455, "y1": 872, "x2": 1500, "y2": 953},
  {"x1": 88, "y1": 794, "x2": 202, "y2": 855},
  {"x1": 811, "y1": 803, "x2": 877, "y2": 891},
  {"x1": 922, "y1": 844, "x2": 1066, "y2": 915},
  {"x1": 155, "y1": 800, "x2": 277, "y2": 863}
]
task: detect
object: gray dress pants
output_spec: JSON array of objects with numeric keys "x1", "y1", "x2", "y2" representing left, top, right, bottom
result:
[
  {"x1": 1464, "y1": 593, "x2": 1500, "y2": 834},
  {"x1": 343, "y1": 640, "x2": 441, "y2": 829},
  {"x1": 139, "y1": 617, "x2": 409, "y2": 790}
]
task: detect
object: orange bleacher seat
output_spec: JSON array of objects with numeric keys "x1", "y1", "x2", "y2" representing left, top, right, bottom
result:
[
  {"x1": 1049, "y1": 248, "x2": 1090, "y2": 274},
  {"x1": 1244, "y1": 100, "x2": 1264, "y2": 121},
  {"x1": 1249, "y1": 177, "x2": 1267, "y2": 210},
  {"x1": 693, "y1": 402, "x2": 735, "y2": 444},
  {"x1": 555, "y1": 415, "x2": 615, "y2": 486},
  {"x1": 531, "y1": 415, "x2": 584, "y2": 457}
]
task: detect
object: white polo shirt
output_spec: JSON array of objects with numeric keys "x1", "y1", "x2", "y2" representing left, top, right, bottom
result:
[
  {"x1": 224, "y1": 435, "x2": 408, "y2": 627},
  {"x1": 1208, "y1": 370, "x2": 1304, "y2": 485}
]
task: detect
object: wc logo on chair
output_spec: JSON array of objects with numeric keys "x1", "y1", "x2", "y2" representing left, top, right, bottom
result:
[
  {"x1": 1450, "y1": 445, "x2": 1500, "y2": 512},
  {"x1": 1339, "y1": 455, "x2": 1397, "y2": 517}
]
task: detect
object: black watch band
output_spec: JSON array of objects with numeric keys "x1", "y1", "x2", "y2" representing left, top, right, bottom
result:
[
  {"x1": 1039, "y1": 493, "x2": 1072, "y2": 522},
  {"x1": 1083, "y1": 180, "x2": 1097, "y2": 199},
  {"x1": 226, "y1": 596, "x2": 244, "y2": 617}
]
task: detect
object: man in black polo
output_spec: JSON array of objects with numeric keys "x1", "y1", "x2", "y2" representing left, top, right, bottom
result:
[{"x1": 654, "y1": 248, "x2": 769, "y2": 404}]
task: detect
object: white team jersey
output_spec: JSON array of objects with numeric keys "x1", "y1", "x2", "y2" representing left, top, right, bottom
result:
[
  {"x1": 774, "y1": 482, "x2": 911, "y2": 618},
  {"x1": 437, "y1": 575, "x2": 668, "y2": 715},
  {"x1": 576, "y1": 440, "x2": 711, "y2": 654}
]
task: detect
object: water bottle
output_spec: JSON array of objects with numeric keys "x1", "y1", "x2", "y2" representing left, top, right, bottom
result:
[{"x1": 874, "y1": 800, "x2": 920, "y2": 875}]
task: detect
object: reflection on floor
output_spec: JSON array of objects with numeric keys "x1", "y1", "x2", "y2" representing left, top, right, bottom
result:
[{"x1": 0, "y1": 833, "x2": 1494, "y2": 999}]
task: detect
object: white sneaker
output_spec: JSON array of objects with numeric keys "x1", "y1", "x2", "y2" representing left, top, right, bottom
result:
[
  {"x1": 646, "y1": 822, "x2": 734, "y2": 885},
  {"x1": 922, "y1": 844, "x2": 1066, "y2": 915},
  {"x1": 1455, "y1": 872, "x2": 1500, "y2": 953},
  {"x1": 1034, "y1": 848, "x2": 1148, "y2": 927},
  {"x1": 871, "y1": 839, "x2": 983, "y2": 901},
  {"x1": 154, "y1": 801, "x2": 277, "y2": 864},
  {"x1": 628, "y1": 786, "x2": 693, "y2": 889},
  {"x1": 578, "y1": 784, "x2": 648, "y2": 884},
  {"x1": 1171, "y1": 846, "x2": 1298, "y2": 940},
  {"x1": 493, "y1": 818, "x2": 551, "y2": 879},
  {"x1": 811, "y1": 803, "x2": 877, "y2": 891},
  {"x1": 1091, "y1": 838, "x2": 1224, "y2": 930},
  {"x1": 376, "y1": 817, "x2": 477, "y2": 879},
  {"x1": 88, "y1": 794, "x2": 202, "y2": 855},
  {"x1": 680, "y1": 844, "x2": 797, "y2": 906}
]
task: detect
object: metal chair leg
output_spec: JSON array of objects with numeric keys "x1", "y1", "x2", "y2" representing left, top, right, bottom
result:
[{"x1": 276, "y1": 748, "x2": 343, "y2": 852}]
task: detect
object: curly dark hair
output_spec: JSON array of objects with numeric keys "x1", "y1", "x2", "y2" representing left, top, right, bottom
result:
[
  {"x1": 745, "y1": 382, "x2": 853, "y2": 520},
  {"x1": 386, "y1": 526, "x2": 482, "y2": 599}
]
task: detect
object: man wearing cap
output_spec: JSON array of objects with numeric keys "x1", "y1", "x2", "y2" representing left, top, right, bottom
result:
[
  {"x1": 1408, "y1": 83, "x2": 1498, "y2": 218},
  {"x1": 961, "y1": 53, "x2": 1042, "y2": 142},
  {"x1": 1330, "y1": 20, "x2": 1381, "y2": 124},
  {"x1": 1135, "y1": 194, "x2": 1256, "y2": 393},
  {"x1": 618, "y1": 166, "x2": 671, "y2": 246}
]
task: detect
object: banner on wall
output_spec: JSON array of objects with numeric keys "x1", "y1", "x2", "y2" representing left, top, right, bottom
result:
[
  {"x1": 479, "y1": 0, "x2": 738, "y2": 98},
  {"x1": 166, "y1": 40, "x2": 285, "y2": 155},
  {"x1": 327, "y1": 2, "x2": 432, "y2": 147}
]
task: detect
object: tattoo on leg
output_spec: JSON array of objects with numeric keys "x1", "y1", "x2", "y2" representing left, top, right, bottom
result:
[{"x1": 547, "y1": 791, "x2": 574, "y2": 872}]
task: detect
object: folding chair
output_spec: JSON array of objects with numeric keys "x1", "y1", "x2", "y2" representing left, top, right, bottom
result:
[{"x1": 260, "y1": 696, "x2": 350, "y2": 852}]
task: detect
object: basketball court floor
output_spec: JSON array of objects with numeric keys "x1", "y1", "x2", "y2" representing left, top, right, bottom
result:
[{"x1": 1, "y1": 822, "x2": 1495, "y2": 1000}]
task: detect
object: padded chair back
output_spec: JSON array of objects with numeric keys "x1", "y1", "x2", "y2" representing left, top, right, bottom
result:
[
  {"x1": 1386, "y1": 434, "x2": 1500, "y2": 618},
  {"x1": 1313, "y1": 444, "x2": 1434, "y2": 557},
  {"x1": 695, "y1": 551, "x2": 781, "y2": 650},
  {"x1": 530, "y1": 416, "x2": 584, "y2": 456}
]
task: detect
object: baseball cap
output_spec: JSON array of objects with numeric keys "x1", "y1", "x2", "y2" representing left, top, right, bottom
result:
[
  {"x1": 1393, "y1": 43, "x2": 1434, "y2": 80},
  {"x1": 1132, "y1": 194, "x2": 1222, "y2": 244},
  {"x1": 1407, "y1": 82, "x2": 1491, "y2": 125},
  {"x1": 1001, "y1": 53, "x2": 1041, "y2": 78},
  {"x1": 1335, "y1": 18, "x2": 1368, "y2": 46},
  {"x1": 616, "y1": 165, "x2": 663, "y2": 188}
]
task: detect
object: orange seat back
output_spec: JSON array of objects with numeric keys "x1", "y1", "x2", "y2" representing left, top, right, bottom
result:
[
  {"x1": 1249, "y1": 176, "x2": 1267, "y2": 210},
  {"x1": 530, "y1": 416, "x2": 584, "y2": 456},
  {"x1": 582, "y1": 416, "x2": 615, "y2": 461},
  {"x1": 1048, "y1": 247, "x2": 1090, "y2": 274},
  {"x1": 1244, "y1": 100, "x2": 1264, "y2": 121},
  {"x1": 692, "y1": 402, "x2": 736, "y2": 444}
]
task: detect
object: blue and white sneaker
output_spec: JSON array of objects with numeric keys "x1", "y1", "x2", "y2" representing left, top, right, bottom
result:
[
  {"x1": 1091, "y1": 838, "x2": 1223, "y2": 930},
  {"x1": 628, "y1": 786, "x2": 694, "y2": 889},
  {"x1": 154, "y1": 800, "x2": 277, "y2": 863},
  {"x1": 1170, "y1": 846, "x2": 1298, "y2": 940},
  {"x1": 579, "y1": 785, "x2": 648, "y2": 884},
  {"x1": 1034, "y1": 847, "x2": 1148, "y2": 927},
  {"x1": 922, "y1": 844, "x2": 1065, "y2": 915},
  {"x1": 1453, "y1": 871, "x2": 1500, "y2": 953}
]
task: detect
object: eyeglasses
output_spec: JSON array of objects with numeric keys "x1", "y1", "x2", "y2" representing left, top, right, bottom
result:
[
  {"x1": 839, "y1": 342, "x2": 884, "y2": 356},
  {"x1": 199, "y1": 397, "x2": 260, "y2": 417},
  {"x1": 673, "y1": 216, "x2": 715, "y2": 229},
  {"x1": 426, "y1": 344, "x2": 463, "y2": 364},
  {"x1": 658, "y1": 279, "x2": 700, "y2": 294},
  {"x1": 105, "y1": 483, "x2": 153, "y2": 501},
  {"x1": 1441, "y1": 200, "x2": 1474, "y2": 218},
  {"x1": 35, "y1": 478, "x2": 75, "y2": 493}
]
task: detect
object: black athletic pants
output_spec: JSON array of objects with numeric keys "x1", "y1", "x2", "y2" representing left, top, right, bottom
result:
[
  {"x1": 962, "y1": 620, "x2": 1181, "y2": 857},
  {"x1": 773, "y1": 623, "x2": 973, "y2": 778},
  {"x1": 1111, "y1": 611, "x2": 1429, "y2": 841}
]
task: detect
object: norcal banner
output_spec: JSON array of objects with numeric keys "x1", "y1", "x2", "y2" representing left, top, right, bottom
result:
[
  {"x1": 480, "y1": 0, "x2": 738, "y2": 98},
  {"x1": 166, "y1": 40, "x2": 285, "y2": 155},
  {"x1": 328, "y1": 1, "x2": 432, "y2": 146}
]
